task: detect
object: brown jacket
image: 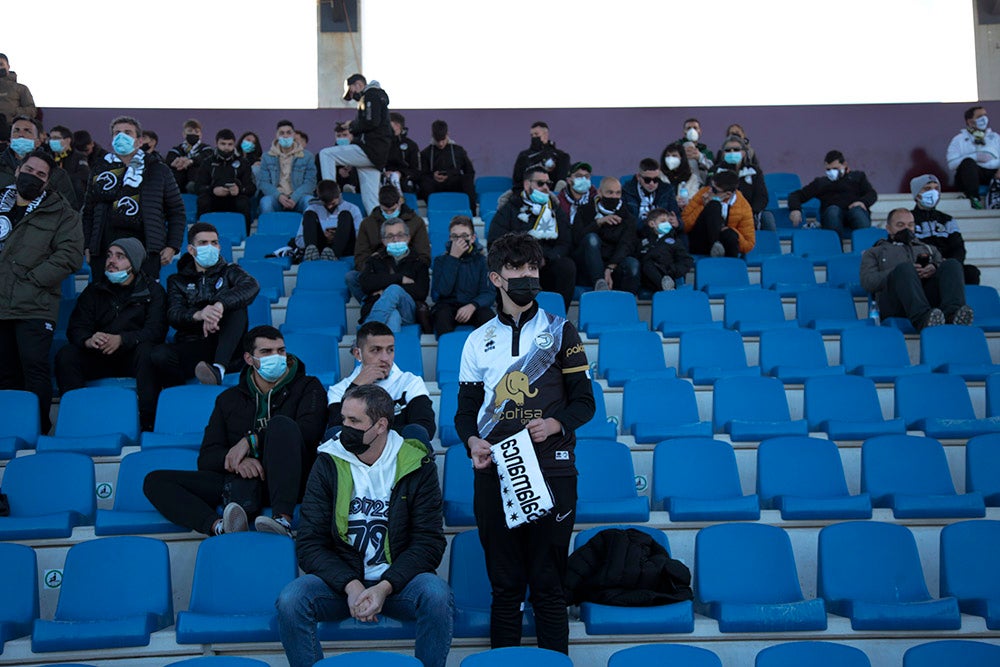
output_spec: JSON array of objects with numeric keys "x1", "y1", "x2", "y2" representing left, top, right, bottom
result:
[{"x1": 682, "y1": 187, "x2": 756, "y2": 254}]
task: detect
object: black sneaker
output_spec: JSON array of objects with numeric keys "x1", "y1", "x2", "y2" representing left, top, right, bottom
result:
[
  {"x1": 921, "y1": 308, "x2": 945, "y2": 330},
  {"x1": 950, "y1": 304, "x2": 974, "y2": 325},
  {"x1": 303, "y1": 244, "x2": 320, "y2": 262},
  {"x1": 195, "y1": 361, "x2": 222, "y2": 385},
  {"x1": 320, "y1": 247, "x2": 337, "y2": 261}
]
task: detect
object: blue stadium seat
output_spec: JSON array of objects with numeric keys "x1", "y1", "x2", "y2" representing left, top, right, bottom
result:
[
  {"x1": 791, "y1": 228, "x2": 842, "y2": 264},
  {"x1": 0, "y1": 452, "x2": 95, "y2": 540},
  {"x1": 695, "y1": 257, "x2": 756, "y2": 297},
  {"x1": 679, "y1": 328, "x2": 760, "y2": 386},
  {"x1": 391, "y1": 327, "x2": 423, "y2": 378},
  {"x1": 256, "y1": 211, "x2": 302, "y2": 238},
  {"x1": 850, "y1": 226, "x2": 886, "y2": 254},
  {"x1": 0, "y1": 390, "x2": 39, "y2": 459},
  {"x1": 237, "y1": 260, "x2": 285, "y2": 303},
  {"x1": 757, "y1": 436, "x2": 872, "y2": 520},
  {"x1": 437, "y1": 383, "x2": 460, "y2": 448},
  {"x1": 242, "y1": 234, "x2": 292, "y2": 269},
  {"x1": 597, "y1": 330, "x2": 675, "y2": 387},
  {"x1": 763, "y1": 172, "x2": 802, "y2": 202},
  {"x1": 920, "y1": 325, "x2": 1000, "y2": 380},
  {"x1": 723, "y1": 289, "x2": 797, "y2": 335},
  {"x1": 804, "y1": 375, "x2": 905, "y2": 439},
  {"x1": 609, "y1": 645, "x2": 719, "y2": 667},
  {"x1": 176, "y1": 532, "x2": 297, "y2": 643},
  {"x1": 200, "y1": 212, "x2": 246, "y2": 244},
  {"x1": 652, "y1": 289, "x2": 722, "y2": 337},
  {"x1": 0, "y1": 543, "x2": 37, "y2": 650},
  {"x1": 96, "y1": 448, "x2": 198, "y2": 535},
  {"x1": 281, "y1": 291, "x2": 347, "y2": 340},
  {"x1": 167, "y1": 658, "x2": 271, "y2": 667},
  {"x1": 760, "y1": 255, "x2": 818, "y2": 296},
  {"x1": 477, "y1": 190, "x2": 506, "y2": 221},
  {"x1": 535, "y1": 291, "x2": 566, "y2": 318},
  {"x1": 824, "y1": 253, "x2": 865, "y2": 296},
  {"x1": 894, "y1": 373, "x2": 1000, "y2": 439},
  {"x1": 31, "y1": 536, "x2": 173, "y2": 652},
  {"x1": 744, "y1": 229, "x2": 782, "y2": 268},
  {"x1": 652, "y1": 438, "x2": 760, "y2": 520},
  {"x1": 990, "y1": 373, "x2": 1000, "y2": 417},
  {"x1": 293, "y1": 259, "x2": 352, "y2": 297},
  {"x1": 403, "y1": 192, "x2": 419, "y2": 212},
  {"x1": 965, "y1": 284, "x2": 1000, "y2": 331},
  {"x1": 443, "y1": 444, "x2": 474, "y2": 526},
  {"x1": 342, "y1": 192, "x2": 365, "y2": 214},
  {"x1": 939, "y1": 520, "x2": 1000, "y2": 630},
  {"x1": 839, "y1": 326, "x2": 930, "y2": 381},
  {"x1": 622, "y1": 377, "x2": 711, "y2": 442},
  {"x1": 712, "y1": 376, "x2": 808, "y2": 440},
  {"x1": 572, "y1": 526, "x2": 694, "y2": 635},
  {"x1": 427, "y1": 192, "x2": 472, "y2": 213},
  {"x1": 282, "y1": 332, "x2": 340, "y2": 387},
  {"x1": 247, "y1": 292, "x2": 272, "y2": 327},
  {"x1": 765, "y1": 206, "x2": 796, "y2": 241},
  {"x1": 755, "y1": 642, "x2": 871, "y2": 667},
  {"x1": 142, "y1": 385, "x2": 225, "y2": 449},
  {"x1": 695, "y1": 523, "x2": 826, "y2": 632},
  {"x1": 759, "y1": 328, "x2": 845, "y2": 382},
  {"x1": 577, "y1": 291, "x2": 647, "y2": 337},
  {"x1": 475, "y1": 176, "x2": 512, "y2": 194},
  {"x1": 435, "y1": 330, "x2": 470, "y2": 384},
  {"x1": 315, "y1": 653, "x2": 421, "y2": 667},
  {"x1": 575, "y1": 440, "x2": 649, "y2": 522},
  {"x1": 576, "y1": 381, "x2": 617, "y2": 440},
  {"x1": 450, "y1": 530, "x2": 534, "y2": 638},
  {"x1": 796, "y1": 287, "x2": 870, "y2": 333},
  {"x1": 181, "y1": 193, "x2": 197, "y2": 223},
  {"x1": 862, "y1": 434, "x2": 985, "y2": 518},
  {"x1": 903, "y1": 640, "x2": 1000, "y2": 667},
  {"x1": 461, "y1": 648, "x2": 568, "y2": 667},
  {"x1": 37, "y1": 386, "x2": 138, "y2": 456},
  {"x1": 967, "y1": 434, "x2": 1000, "y2": 505},
  {"x1": 818, "y1": 521, "x2": 961, "y2": 630},
  {"x1": 428, "y1": 209, "x2": 467, "y2": 256}
]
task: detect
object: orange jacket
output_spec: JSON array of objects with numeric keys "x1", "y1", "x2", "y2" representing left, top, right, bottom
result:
[{"x1": 682, "y1": 187, "x2": 756, "y2": 254}]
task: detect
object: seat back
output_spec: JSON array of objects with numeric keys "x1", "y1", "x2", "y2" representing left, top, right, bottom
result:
[
  {"x1": 755, "y1": 641, "x2": 871, "y2": 667},
  {"x1": 988, "y1": 373, "x2": 1000, "y2": 418},
  {"x1": 712, "y1": 376, "x2": 792, "y2": 430},
  {"x1": 598, "y1": 330, "x2": 665, "y2": 376},
  {"x1": 153, "y1": 385, "x2": 225, "y2": 434},
  {"x1": 256, "y1": 211, "x2": 302, "y2": 238},
  {"x1": 461, "y1": 647, "x2": 573, "y2": 667},
  {"x1": 578, "y1": 291, "x2": 640, "y2": 332},
  {"x1": 695, "y1": 257, "x2": 750, "y2": 293},
  {"x1": 55, "y1": 386, "x2": 139, "y2": 441},
  {"x1": 3, "y1": 452, "x2": 95, "y2": 521},
  {"x1": 181, "y1": 193, "x2": 198, "y2": 223},
  {"x1": 804, "y1": 375, "x2": 885, "y2": 428},
  {"x1": 575, "y1": 440, "x2": 641, "y2": 503},
  {"x1": 622, "y1": 377, "x2": 700, "y2": 434},
  {"x1": 764, "y1": 172, "x2": 802, "y2": 202},
  {"x1": 679, "y1": 328, "x2": 750, "y2": 376},
  {"x1": 316, "y1": 653, "x2": 422, "y2": 667},
  {"x1": 966, "y1": 434, "x2": 1000, "y2": 499},
  {"x1": 840, "y1": 326, "x2": 912, "y2": 371},
  {"x1": 609, "y1": 644, "x2": 722, "y2": 667},
  {"x1": 652, "y1": 438, "x2": 745, "y2": 504},
  {"x1": 576, "y1": 380, "x2": 616, "y2": 440},
  {"x1": 427, "y1": 192, "x2": 472, "y2": 213},
  {"x1": 745, "y1": 230, "x2": 782, "y2": 266},
  {"x1": 965, "y1": 285, "x2": 1000, "y2": 320},
  {"x1": 295, "y1": 260, "x2": 352, "y2": 293},
  {"x1": 391, "y1": 328, "x2": 423, "y2": 377},
  {"x1": 188, "y1": 532, "x2": 297, "y2": 615},
  {"x1": 796, "y1": 288, "x2": 859, "y2": 326},
  {"x1": 167, "y1": 657, "x2": 273, "y2": 666},
  {"x1": 535, "y1": 291, "x2": 566, "y2": 318},
  {"x1": 894, "y1": 374, "x2": 977, "y2": 424},
  {"x1": 939, "y1": 520, "x2": 1000, "y2": 602},
  {"x1": 238, "y1": 260, "x2": 286, "y2": 301},
  {"x1": 920, "y1": 325, "x2": 992, "y2": 367},
  {"x1": 757, "y1": 436, "x2": 852, "y2": 502},
  {"x1": 242, "y1": 234, "x2": 291, "y2": 262},
  {"x1": 724, "y1": 290, "x2": 788, "y2": 329},
  {"x1": 475, "y1": 176, "x2": 512, "y2": 194},
  {"x1": 652, "y1": 290, "x2": 716, "y2": 333},
  {"x1": 436, "y1": 330, "x2": 472, "y2": 384},
  {"x1": 760, "y1": 255, "x2": 816, "y2": 291},
  {"x1": 114, "y1": 449, "x2": 198, "y2": 512},
  {"x1": 0, "y1": 389, "x2": 40, "y2": 449},
  {"x1": 282, "y1": 292, "x2": 347, "y2": 337},
  {"x1": 427, "y1": 209, "x2": 467, "y2": 256},
  {"x1": 791, "y1": 229, "x2": 842, "y2": 258},
  {"x1": 850, "y1": 227, "x2": 887, "y2": 254},
  {"x1": 449, "y1": 529, "x2": 493, "y2": 610},
  {"x1": 199, "y1": 212, "x2": 246, "y2": 244},
  {"x1": 862, "y1": 434, "x2": 959, "y2": 498},
  {"x1": 574, "y1": 524, "x2": 669, "y2": 551},
  {"x1": 824, "y1": 253, "x2": 863, "y2": 293},
  {"x1": 443, "y1": 445, "x2": 474, "y2": 523},
  {"x1": 759, "y1": 328, "x2": 830, "y2": 373},
  {"x1": 695, "y1": 523, "x2": 807, "y2": 604},
  {"x1": 282, "y1": 332, "x2": 341, "y2": 378},
  {"x1": 0, "y1": 543, "x2": 38, "y2": 640},
  {"x1": 247, "y1": 292, "x2": 273, "y2": 327},
  {"x1": 903, "y1": 640, "x2": 1000, "y2": 667}
]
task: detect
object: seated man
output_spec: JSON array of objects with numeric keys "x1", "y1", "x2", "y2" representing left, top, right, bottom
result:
[
  {"x1": 571, "y1": 177, "x2": 639, "y2": 294},
  {"x1": 165, "y1": 118, "x2": 213, "y2": 194},
  {"x1": 359, "y1": 217, "x2": 430, "y2": 332},
  {"x1": 621, "y1": 157, "x2": 682, "y2": 226},
  {"x1": 667, "y1": 118, "x2": 713, "y2": 183},
  {"x1": 787, "y1": 150, "x2": 877, "y2": 239},
  {"x1": 556, "y1": 161, "x2": 597, "y2": 225},
  {"x1": 277, "y1": 383, "x2": 452, "y2": 667},
  {"x1": 682, "y1": 170, "x2": 756, "y2": 258},
  {"x1": 511, "y1": 121, "x2": 571, "y2": 192},
  {"x1": 860, "y1": 208, "x2": 974, "y2": 331},
  {"x1": 946, "y1": 105, "x2": 1000, "y2": 209},
  {"x1": 638, "y1": 207, "x2": 693, "y2": 292},
  {"x1": 296, "y1": 180, "x2": 363, "y2": 261},
  {"x1": 257, "y1": 119, "x2": 317, "y2": 215},
  {"x1": 46, "y1": 124, "x2": 90, "y2": 207},
  {"x1": 0, "y1": 115, "x2": 77, "y2": 207},
  {"x1": 488, "y1": 166, "x2": 576, "y2": 309},
  {"x1": 431, "y1": 216, "x2": 494, "y2": 336},
  {"x1": 194, "y1": 128, "x2": 256, "y2": 233},
  {"x1": 55, "y1": 238, "x2": 167, "y2": 431},
  {"x1": 384, "y1": 112, "x2": 420, "y2": 194},
  {"x1": 910, "y1": 174, "x2": 979, "y2": 285},
  {"x1": 331, "y1": 121, "x2": 359, "y2": 193},
  {"x1": 144, "y1": 325, "x2": 327, "y2": 537},
  {"x1": 327, "y1": 321, "x2": 436, "y2": 445},
  {"x1": 419, "y1": 119, "x2": 476, "y2": 211},
  {"x1": 152, "y1": 222, "x2": 260, "y2": 386}
]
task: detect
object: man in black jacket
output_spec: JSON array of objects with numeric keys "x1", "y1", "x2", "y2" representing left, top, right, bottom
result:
[
  {"x1": 0, "y1": 115, "x2": 78, "y2": 208},
  {"x1": 144, "y1": 325, "x2": 328, "y2": 537},
  {"x1": 55, "y1": 237, "x2": 167, "y2": 431},
  {"x1": 419, "y1": 120, "x2": 476, "y2": 211},
  {"x1": 788, "y1": 150, "x2": 877, "y2": 240},
  {"x1": 319, "y1": 73, "x2": 392, "y2": 217},
  {"x1": 194, "y1": 128, "x2": 256, "y2": 233},
  {"x1": 151, "y1": 222, "x2": 259, "y2": 387},
  {"x1": 510, "y1": 121, "x2": 570, "y2": 192},
  {"x1": 621, "y1": 157, "x2": 682, "y2": 226},
  {"x1": 165, "y1": 118, "x2": 213, "y2": 194},
  {"x1": 384, "y1": 112, "x2": 420, "y2": 194},
  {"x1": 276, "y1": 383, "x2": 452, "y2": 667},
  {"x1": 572, "y1": 177, "x2": 640, "y2": 294},
  {"x1": 82, "y1": 115, "x2": 186, "y2": 279},
  {"x1": 46, "y1": 125, "x2": 90, "y2": 208},
  {"x1": 360, "y1": 217, "x2": 430, "y2": 332}
]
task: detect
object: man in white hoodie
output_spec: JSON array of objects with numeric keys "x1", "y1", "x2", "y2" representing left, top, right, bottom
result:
[{"x1": 277, "y1": 383, "x2": 452, "y2": 667}]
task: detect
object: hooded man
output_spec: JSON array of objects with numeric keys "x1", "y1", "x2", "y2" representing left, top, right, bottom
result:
[{"x1": 909, "y1": 174, "x2": 979, "y2": 285}]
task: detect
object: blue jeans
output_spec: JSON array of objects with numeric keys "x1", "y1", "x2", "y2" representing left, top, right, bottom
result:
[
  {"x1": 260, "y1": 194, "x2": 309, "y2": 215},
  {"x1": 367, "y1": 284, "x2": 416, "y2": 332},
  {"x1": 345, "y1": 270, "x2": 365, "y2": 304},
  {"x1": 821, "y1": 205, "x2": 870, "y2": 240},
  {"x1": 277, "y1": 572, "x2": 454, "y2": 667}
]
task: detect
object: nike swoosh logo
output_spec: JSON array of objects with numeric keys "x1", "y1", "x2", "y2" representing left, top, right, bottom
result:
[{"x1": 555, "y1": 511, "x2": 573, "y2": 522}]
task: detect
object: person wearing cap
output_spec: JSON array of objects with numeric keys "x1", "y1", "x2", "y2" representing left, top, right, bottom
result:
[
  {"x1": 556, "y1": 161, "x2": 597, "y2": 226},
  {"x1": 909, "y1": 174, "x2": 980, "y2": 285},
  {"x1": 419, "y1": 120, "x2": 476, "y2": 211},
  {"x1": 319, "y1": 74, "x2": 392, "y2": 216},
  {"x1": 510, "y1": 121, "x2": 571, "y2": 193},
  {"x1": 0, "y1": 53, "x2": 36, "y2": 134},
  {"x1": 946, "y1": 105, "x2": 1000, "y2": 209},
  {"x1": 621, "y1": 157, "x2": 682, "y2": 227},
  {"x1": 55, "y1": 238, "x2": 167, "y2": 431}
]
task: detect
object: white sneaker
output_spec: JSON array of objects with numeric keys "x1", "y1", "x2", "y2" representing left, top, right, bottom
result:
[
  {"x1": 255, "y1": 515, "x2": 293, "y2": 538},
  {"x1": 710, "y1": 242, "x2": 725, "y2": 257},
  {"x1": 594, "y1": 279, "x2": 610, "y2": 291},
  {"x1": 303, "y1": 244, "x2": 320, "y2": 262},
  {"x1": 222, "y1": 502, "x2": 248, "y2": 534},
  {"x1": 660, "y1": 276, "x2": 675, "y2": 291}
]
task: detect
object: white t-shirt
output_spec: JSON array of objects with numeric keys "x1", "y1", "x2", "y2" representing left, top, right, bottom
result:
[{"x1": 327, "y1": 363, "x2": 429, "y2": 419}]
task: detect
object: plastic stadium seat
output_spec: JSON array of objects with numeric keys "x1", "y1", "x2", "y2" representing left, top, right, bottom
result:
[
  {"x1": 862, "y1": 434, "x2": 985, "y2": 518},
  {"x1": 967, "y1": 434, "x2": 1000, "y2": 505},
  {"x1": 760, "y1": 255, "x2": 818, "y2": 296},
  {"x1": 609, "y1": 645, "x2": 719, "y2": 667},
  {"x1": 36, "y1": 386, "x2": 138, "y2": 456},
  {"x1": 443, "y1": 445, "x2": 474, "y2": 526},
  {"x1": 450, "y1": 530, "x2": 535, "y2": 638},
  {"x1": 712, "y1": 376, "x2": 808, "y2": 440},
  {"x1": 256, "y1": 211, "x2": 302, "y2": 238},
  {"x1": 939, "y1": 520, "x2": 1000, "y2": 629},
  {"x1": 803, "y1": 375, "x2": 905, "y2": 440},
  {"x1": 281, "y1": 291, "x2": 347, "y2": 340},
  {"x1": 293, "y1": 259, "x2": 352, "y2": 297},
  {"x1": 31, "y1": 536, "x2": 173, "y2": 652},
  {"x1": 427, "y1": 192, "x2": 472, "y2": 213},
  {"x1": 895, "y1": 373, "x2": 1000, "y2": 439},
  {"x1": 281, "y1": 332, "x2": 340, "y2": 387},
  {"x1": 477, "y1": 190, "x2": 506, "y2": 217},
  {"x1": 622, "y1": 377, "x2": 711, "y2": 442},
  {"x1": 181, "y1": 193, "x2": 197, "y2": 223},
  {"x1": 597, "y1": 330, "x2": 675, "y2": 387},
  {"x1": 575, "y1": 440, "x2": 650, "y2": 522},
  {"x1": 461, "y1": 648, "x2": 569, "y2": 667},
  {"x1": 764, "y1": 172, "x2": 802, "y2": 202},
  {"x1": 652, "y1": 438, "x2": 760, "y2": 520},
  {"x1": 247, "y1": 292, "x2": 272, "y2": 327},
  {"x1": 167, "y1": 658, "x2": 271, "y2": 666},
  {"x1": 757, "y1": 436, "x2": 872, "y2": 519},
  {"x1": 903, "y1": 640, "x2": 1000, "y2": 667},
  {"x1": 475, "y1": 176, "x2": 512, "y2": 194},
  {"x1": 744, "y1": 229, "x2": 782, "y2": 268},
  {"x1": 199, "y1": 212, "x2": 246, "y2": 244},
  {"x1": 390, "y1": 328, "x2": 423, "y2": 378},
  {"x1": 791, "y1": 228, "x2": 842, "y2": 264},
  {"x1": 141, "y1": 385, "x2": 225, "y2": 449},
  {"x1": 824, "y1": 253, "x2": 865, "y2": 296},
  {"x1": 849, "y1": 226, "x2": 886, "y2": 254},
  {"x1": 839, "y1": 326, "x2": 930, "y2": 381},
  {"x1": 766, "y1": 207, "x2": 796, "y2": 241},
  {"x1": 427, "y1": 209, "x2": 467, "y2": 256},
  {"x1": 577, "y1": 291, "x2": 647, "y2": 337},
  {"x1": 176, "y1": 532, "x2": 297, "y2": 643},
  {"x1": 535, "y1": 291, "x2": 565, "y2": 318},
  {"x1": 243, "y1": 234, "x2": 292, "y2": 269},
  {"x1": 796, "y1": 287, "x2": 870, "y2": 333},
  {"x1": 0, "y1": 452, "x2": 95, "y2": 540},
  {"x1": 238, "y1": 260, "x2": 285, "y2": 303},
  {"x1": 920, "y1": 325, "x2": 1000, "y2": 380},
  {"x1": 95, "y1": 448, "x2": 198, "y2": 535},
  {"x1": 342, "y1": 192, "x2": 365, "y2": 214},
  {"x1": 437, "y1": 383, "x2": 460, "y2": 448},
  {"x1": 0, "y1": 390, "x2": 39, "y2": 459},
  {"x1": 436, "y1": 330, "x2": 471, "y2": 384},
  {"x1": 315, "y1": 654, "x2": 421, "y2": 667},
  {"x1": 965, "y1": 284, "x2": 1000, "y2": 331},
  {"x1": 694, "y1": 257, "x2": 756, "y2": 297},
  {"x1": 818, "y1": 521, "x2": 961, "y2": 630},
  {"x1": 723, "y1": 289, "x2": 797, "y2": 335},
  {"x1": 695, "y1": 523, "x2": 826, "y2": 632},
  {"x1": 652, "y1": 289, "x2": 722, "y2": 337},
  {"x1": 990, "y1": 373, "x2": 1000, "y2": 418},
  {"x1": 755, "y1": 641, "x2": 871, "y2": 667},
  {"x1": 679, "y1": 328, "x2": 760, "y2": 386},
  {"x1": 0, "y1": 543, "x2": 37, "y2": 650},
  {"x1": 759, "y1": 328, "x2": 845, "y2": 382},
  {"x1": 576, "y1": 381, "x2": 617, "y2": 440}
]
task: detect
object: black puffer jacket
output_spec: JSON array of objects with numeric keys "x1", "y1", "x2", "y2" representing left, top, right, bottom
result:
[
  {"x1": 165, "y1": 253, "x2": 260, "y2": 342},
  {"x1": 66, "y1": 272, "x2": 167, "y2": 349},
  {"x1": 194, "y1": 150, "x2": 256, "y2": 198},
  {"x1": 572, "y1": 199, "x2": 638, "y2": 267},
  {"x1": 350, "y1": 83, "x2": 393, "y2": 170}
]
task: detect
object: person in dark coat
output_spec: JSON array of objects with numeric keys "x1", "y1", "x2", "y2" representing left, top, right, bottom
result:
[
  {"x1": 510, "y1": 121, "x2": 571, "y2": 191},
  {"x1": 384, "y1": 112, "x2": 420, "y2": 194},
  {"x1": 194, "y1": 128, "x2": 257, "y2": 233},
  {"x1": 46, "y1": 124, "x2": 90, "y2": 208},
  {"x1": 419, "y1": 120, "x2": 476, "y2": 211},
  {"x1": 0, "y1": 115, "x2": 78, "y2": 208},
  {"x1": 571, "y1": 177, "x2": 640, "y2": 294},
  {"x1": 638, "y1": 207, "x2": 694, "y2": 292},
  {"x1": 430, "y1": 215, "x2": 493, "y2": 336},
  {"x1": 621, "y1": 157, "x2": 682, "y2": 227},
  {"x1": 788, "y1": 149, "x2": 877, "y2": 239},
  {"x1": 165, "y1": 118, "x2": 213, "y2": 194},
  {"x1": 359, "y1": 217, "x2": 430, "y2": 332}
]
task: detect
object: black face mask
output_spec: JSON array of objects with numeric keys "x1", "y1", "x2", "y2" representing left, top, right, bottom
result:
[
  {"x1": 218, "y1": 149, "x2": 234, "y2": 159},
  {"x1": 892, "y1": 228, "x2": 915, "y2": 244},
  {"x1": 140, "y1": 143, "x2": 151, "y2": 153},
  {"x1": 15, "y1": 172, "x2": 45, "y2": 201},
  {"x1": 530, "y1": 136, "x2": 544, "y2": 150},
  {"x1": 185, "y1": 133, "x2": 200, "y2": 146},
  {"x1": 503, "y1": 276, "x2": 541, "y2": 307},
  {"x1": 340, "y1": 424, "x2": 373, "y2": 455},
  {"x1": 0, "y1": 68, "x2": 7, "y2": 78},
  {"x1": 351, "y1": 91, "x2": 363, "y2": 102},
  {"x1": 601, "y1": 197, "x2": 621, "y2": 211}
]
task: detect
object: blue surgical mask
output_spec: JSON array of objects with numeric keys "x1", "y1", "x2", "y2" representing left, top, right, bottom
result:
[
  {"x1": 656, "y1": 221, "x2": 673, "y2": 236},
  {"x1": 105, "y1": 269, "x2": 130, "y2": 284},
  {"x1": 49, "y1": 139, "x2": 65, "y2": 153},
  {"x1": 529, "y1": 189, "x2": 549, "y2": 205},
  {"x1": 919, "y1": 189, "x2": 940, "y2": 208},
  {"x1": 194, "y1": 245, "x2": 220, "y2": 268},
  {"x1": 112, "y1": 132, "x2": 135, "y2": 156},
  {"x1": 10, "y1": 137, "x2": 35, "y2": 156},
  {"x1": 571, "y1": 177, "x2": 590, "y2": 194},
  {"x1": 386, "y1": 241, "x2": 409, "y2": 258},
  {"x1": 975, "y1": 115, "x2": 989, "y2": 131},
  {"x1": 335, "y1": 137, "x2": 351, "y2": 146},
  {"x1": 825, "y1": 168, "x2": 841, "y2": 181},
  {"x1": 723, "y1": 151, "x2": 742, "y2": 165},
  {"x1": 240, "y1": 140, "x2": 255, "y2": 153},
  {"x1": 382, "y1": 208, "x2": 400, "y2": 219},
  {"x1": 255, "y1": 353, "x2": 287, "y2": 382},
  {"x1": 277, "y1": 136, "x2": 295, "y2": 149}
]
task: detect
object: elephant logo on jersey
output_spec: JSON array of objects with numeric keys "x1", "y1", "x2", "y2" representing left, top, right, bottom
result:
[
  {"x1": 494, "y1": 371, "x2": 538, "y2": 407},
  {"x1": 115, "y1": 196, "x2": 139, "y2": 217},
  {"x1": 96, "y1": 171, "x2": 118, "y2": 191}
]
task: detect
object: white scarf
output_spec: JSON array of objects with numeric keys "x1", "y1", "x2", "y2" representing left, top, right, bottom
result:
[
  {"x1": 102, "y1": 149, "x2": 146, "y2": 189},
  {"x1": 517, "y1": 192, "x2": 557, "y2": 240},
  {"x1": 490, "y1": 428, "x2": 554, "y2": 528}
]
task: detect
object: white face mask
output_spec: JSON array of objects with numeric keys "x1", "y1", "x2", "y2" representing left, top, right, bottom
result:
[
  {"x1": 918, "y1": 189, "x2": 940, "y2": 208},
  {"x1": 664, "y1": 156, "x2": 682, "y2": 170},
  {"x1": 826, "y1": 168, "x2": 841, "y2": 181},
  {"x1": 975, "y1": 115, "x2": 989, "y2": 131},
  {"x1": 685, "y1": 127, "x2": 699, "y2": 142}
]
